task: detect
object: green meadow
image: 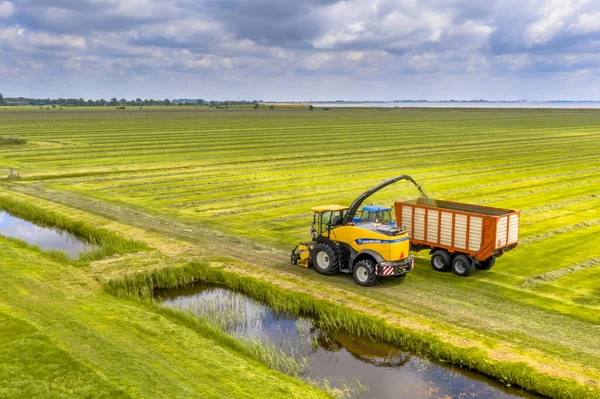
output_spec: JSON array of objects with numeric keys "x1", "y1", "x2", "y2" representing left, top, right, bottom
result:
[{"x1": 1, "y1": 106, "x2": 599, "y2": 398}]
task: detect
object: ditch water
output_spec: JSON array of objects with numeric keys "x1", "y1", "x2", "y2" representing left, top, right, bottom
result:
[
  {"x1": 0, "y1": 211, "x2": 97, "y2": 259},
  {"x1": 157, "y1": 284, "x2": 542, "y2": 399}
]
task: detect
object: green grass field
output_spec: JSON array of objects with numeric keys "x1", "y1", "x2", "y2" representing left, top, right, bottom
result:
[{"x1": 1, "y1": 106, "x2": 599, "y2": 398}]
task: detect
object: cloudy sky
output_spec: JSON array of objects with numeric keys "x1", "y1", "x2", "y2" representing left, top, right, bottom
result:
[{"x1": 1, "y1": 0, "x2": 600, "y2": 101}]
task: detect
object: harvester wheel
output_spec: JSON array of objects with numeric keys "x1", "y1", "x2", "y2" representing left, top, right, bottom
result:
[
  {"x1": 353, "y1": 259, "x2": 377, "y2": 286},
  {"x1": 312, "y1": 243, "x2": 339, "y2": 275},
  {"x1": 431, "y1": 250, "x2": 452, "y2": 272},
  {"x1": 452, "y1": 255, "x2": 475, "y2": 277},
  {"x1": 477, "y1": 256, "x2": 495, "y2": 270}
]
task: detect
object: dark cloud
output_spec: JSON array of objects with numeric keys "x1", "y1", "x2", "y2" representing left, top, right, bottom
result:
[{"x1": 201, "y1": 0, "x2": 338, "y2": 47}]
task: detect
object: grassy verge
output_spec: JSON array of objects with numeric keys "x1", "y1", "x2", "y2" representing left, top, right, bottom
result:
[
  {"x1": 0, "y1": 194, "x2": 147, "y2": 262},
  {"x1": 106, "y1": 261, "x2": 599, "y2": 399},
  {"x1": 0, "y1": 312, "x2": 129, "y2": 399},
  {"x1": 0, "y1": 238, "x2": 328, "y2": 399}
]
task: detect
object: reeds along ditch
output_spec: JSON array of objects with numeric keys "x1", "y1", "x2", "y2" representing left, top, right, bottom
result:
[
  {"x1": 105, "y1": 261, "x2": 598, "y2": 399},
  {"x1": 0, "y1": 195, "x2": 148, "y2": 262}
]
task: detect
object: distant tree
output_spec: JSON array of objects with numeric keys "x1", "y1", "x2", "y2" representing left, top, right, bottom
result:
[
  {"x1": 164, "y1": 99, "x2": 171, "y2": 106},
  {"x1": 135, "y1": 98, "x2": 142, "y2": 105},
  {"x1": 119, "y1": 98, "x2": 127, "y2": 105},
  {"x1": 99, "y1": 99, "x2": 106, "y2": 106},
  {"x1": 270, "y1": 105, "x2": 274, "y2": 110},
  {"x1": 253, "y1": 103, "x2": 259, "y2": 109},
  {"x1": 0, "y1": 93, "x2": 3, "y2": 105},
  {"x1": 110, "y1": 98, "x2": 118, "y2": 106},
  {"x1": 309, "y1": 104, "x2": 314, "y2": 111},
  {"x1": 87, "y1": 99, "x2": 94, "y2": 106}
]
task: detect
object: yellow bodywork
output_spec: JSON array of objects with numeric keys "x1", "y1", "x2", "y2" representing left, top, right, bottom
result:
[
  {"x1": 296, "y1": 243, "x2": 311, "y2": 267},
  {"x1": 327, "y1": 225, "x2": 409, "y2": 262},
  {"x1": 311, "y1": 204, "x2": 349, "y2": 213}
]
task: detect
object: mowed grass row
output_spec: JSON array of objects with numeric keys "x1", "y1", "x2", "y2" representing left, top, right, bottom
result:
[
  {"x1": 1, "y1": 107, "x2": 600, "y2": 397},
  {"x1": 1, "y1": 110, "x2": 598, "y2": 286},
  {"x1": 1, "y1": 108, "x2": 599, "y2": 305},
  {"x1": 1, "y1": 109, "x2": 599, "y2": 167}
]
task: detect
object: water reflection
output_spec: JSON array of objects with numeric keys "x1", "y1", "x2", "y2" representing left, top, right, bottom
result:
[
  {"x1": 157, "y1": 284, "x2": 542, "y2": 399},
  {"x1": 0, "y1": 211, "x2": 97, "y2": 259}
]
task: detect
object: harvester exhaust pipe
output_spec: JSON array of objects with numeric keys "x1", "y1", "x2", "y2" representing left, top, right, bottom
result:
[{"x1": 343, "y1": 175, "x2": 426, "y2": 224}]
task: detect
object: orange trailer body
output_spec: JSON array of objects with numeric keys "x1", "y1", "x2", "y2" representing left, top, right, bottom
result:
[{"x1": 394, "y1": 197, "x2": 520, "y2": 262}]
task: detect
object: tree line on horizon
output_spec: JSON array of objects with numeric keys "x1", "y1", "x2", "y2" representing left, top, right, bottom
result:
[{"x1": 0, "y1": 94, "x2": 262, "y2": 107}]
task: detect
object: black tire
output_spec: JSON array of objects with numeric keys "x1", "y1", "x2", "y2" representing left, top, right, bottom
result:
[
  {"x1": 476, "y1": 257, "x2": 495, "y2": 270},
  {"x1": 353, "y1": 259, "x2": 377, "y2": 286},
  {"x1": 452, "y1": 254, "x2": 475, "y2": 277},
  {"x1": 431, "y1": 250, "x2": 452, "y2": 272},
  {"x1": 312, "y1": 243, "x2": 339, "y2": 275}
]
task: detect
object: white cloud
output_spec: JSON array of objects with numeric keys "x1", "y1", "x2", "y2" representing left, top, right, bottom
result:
[
  {"x1": 570, "y1": 11, "x2": 600, "y2": 34},
  {"x1": 524, "y1": 0, "x2": 575, "y2": 45},
  {"x1": 0, "y1": 1, "x2": 14, "y2": 18}
]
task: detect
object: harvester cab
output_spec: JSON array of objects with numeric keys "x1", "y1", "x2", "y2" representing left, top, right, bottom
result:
[
  {"x1": 291, "y1": 175, "x2": 426, "y2": 286},
  {"x1": 310, "y1": 205, "x2": 347, "y2": 239}
]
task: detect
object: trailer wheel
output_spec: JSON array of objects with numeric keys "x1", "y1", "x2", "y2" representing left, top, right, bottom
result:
[
  {"x1": 431, "y1": 250, "x2": 452, "y2": 272},
  {"x1": 353, "y1": 259, "x2": 377, "y2": 286},
  {"x1": 477, "y1": 256, "x2": 495, "y2": 270},
  {"x1": 312, "y1": 243, "x2": 339, "y2": 275},
  {"x1": 452, "y1": 255, "x2": 474, "y2": 277}
]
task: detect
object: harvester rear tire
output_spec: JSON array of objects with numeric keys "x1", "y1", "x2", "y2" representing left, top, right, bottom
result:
[
  {"x1": 476, "y1": 256, "x2": 495, "y2": 270},
  {"x1": 452, "y1": 255, "x2": 475, "y2": 277},
  {"x1": 431, "y1": 250, "x2": 452, "y2": 272},
  {"x1": 353, "y1": 260, "x2": 377, "y2": 286},
  {"x1": 312, "y1": 243, "x2": 339, "y2": 275}
]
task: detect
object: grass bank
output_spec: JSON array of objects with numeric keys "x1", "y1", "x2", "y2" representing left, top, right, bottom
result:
[
  {"x1": 106, "y1": 261, "x2": 599, "y2": 399},
  {"x1": 0, "y1": 238, "x2": 328, "y2": 399}
]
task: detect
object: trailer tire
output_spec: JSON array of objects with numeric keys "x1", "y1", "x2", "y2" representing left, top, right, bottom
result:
[
  {"x1": 477, "y1": 256, "x2": 495, "y2": 270},
  {"x1": 452, "y1": 255, "x2": 474, "y2": 277},
  {"x1": 353, "y1": 259, "x2": 377, "y2": 286},
  {"x1": 431, "y1": 250, "x2": 452, "y2": 272},
  {"x1": 312, "y1": 243, "x2": 339, "y2": 275}
]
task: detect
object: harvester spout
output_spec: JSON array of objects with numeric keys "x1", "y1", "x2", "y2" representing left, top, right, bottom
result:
[{"x1": 343, "y1": 175, "x2": 426, "y2": 224}]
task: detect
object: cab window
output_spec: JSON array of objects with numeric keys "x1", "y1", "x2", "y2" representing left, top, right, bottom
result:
[{"x1": 319, "y1": 211, "x2": 332, "y2": 234}]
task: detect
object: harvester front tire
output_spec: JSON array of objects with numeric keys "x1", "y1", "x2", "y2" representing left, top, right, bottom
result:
[
  {"x1": 431, "y1": 250, "x2": 452, "y2": 272},
  {"x1": 353, "y1": 260, "x2": 377, "y2": 286},
  {"x1": 477, "y1": 257, "x2": 495, "y2": 270},
  {"x1": 452, "y1": 255, "x2": 474, "y2": 277},
  {"x1": 312, "y1": 243, "x2": 339, "y2": 275}
]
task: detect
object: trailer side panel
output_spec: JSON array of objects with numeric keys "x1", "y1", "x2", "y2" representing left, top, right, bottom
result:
[{"x1": 395, "y1": 197, "x2": 519, "y2": 262}]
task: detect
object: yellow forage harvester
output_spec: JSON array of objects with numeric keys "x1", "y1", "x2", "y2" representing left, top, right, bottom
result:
[{"x1": 291, "y1": 175, "x2": 425, "y2": 286}]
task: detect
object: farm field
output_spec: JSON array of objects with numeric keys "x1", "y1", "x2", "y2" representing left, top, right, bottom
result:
[{"x1": 1, "y1": 106, "x2": 600, "y2": 398}]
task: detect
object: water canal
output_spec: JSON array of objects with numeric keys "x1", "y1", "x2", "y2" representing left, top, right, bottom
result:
[
  {"x1": 0, "y1": 211, "x2": 97, "y2": 259},
  {"x1": 157, "y1": 284, "x2": 542, "y2": 399}
]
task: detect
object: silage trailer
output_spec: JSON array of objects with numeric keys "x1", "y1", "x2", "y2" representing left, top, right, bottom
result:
[{"x1": 394, "y1": 197, "x2": 520, "y2": 277}]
